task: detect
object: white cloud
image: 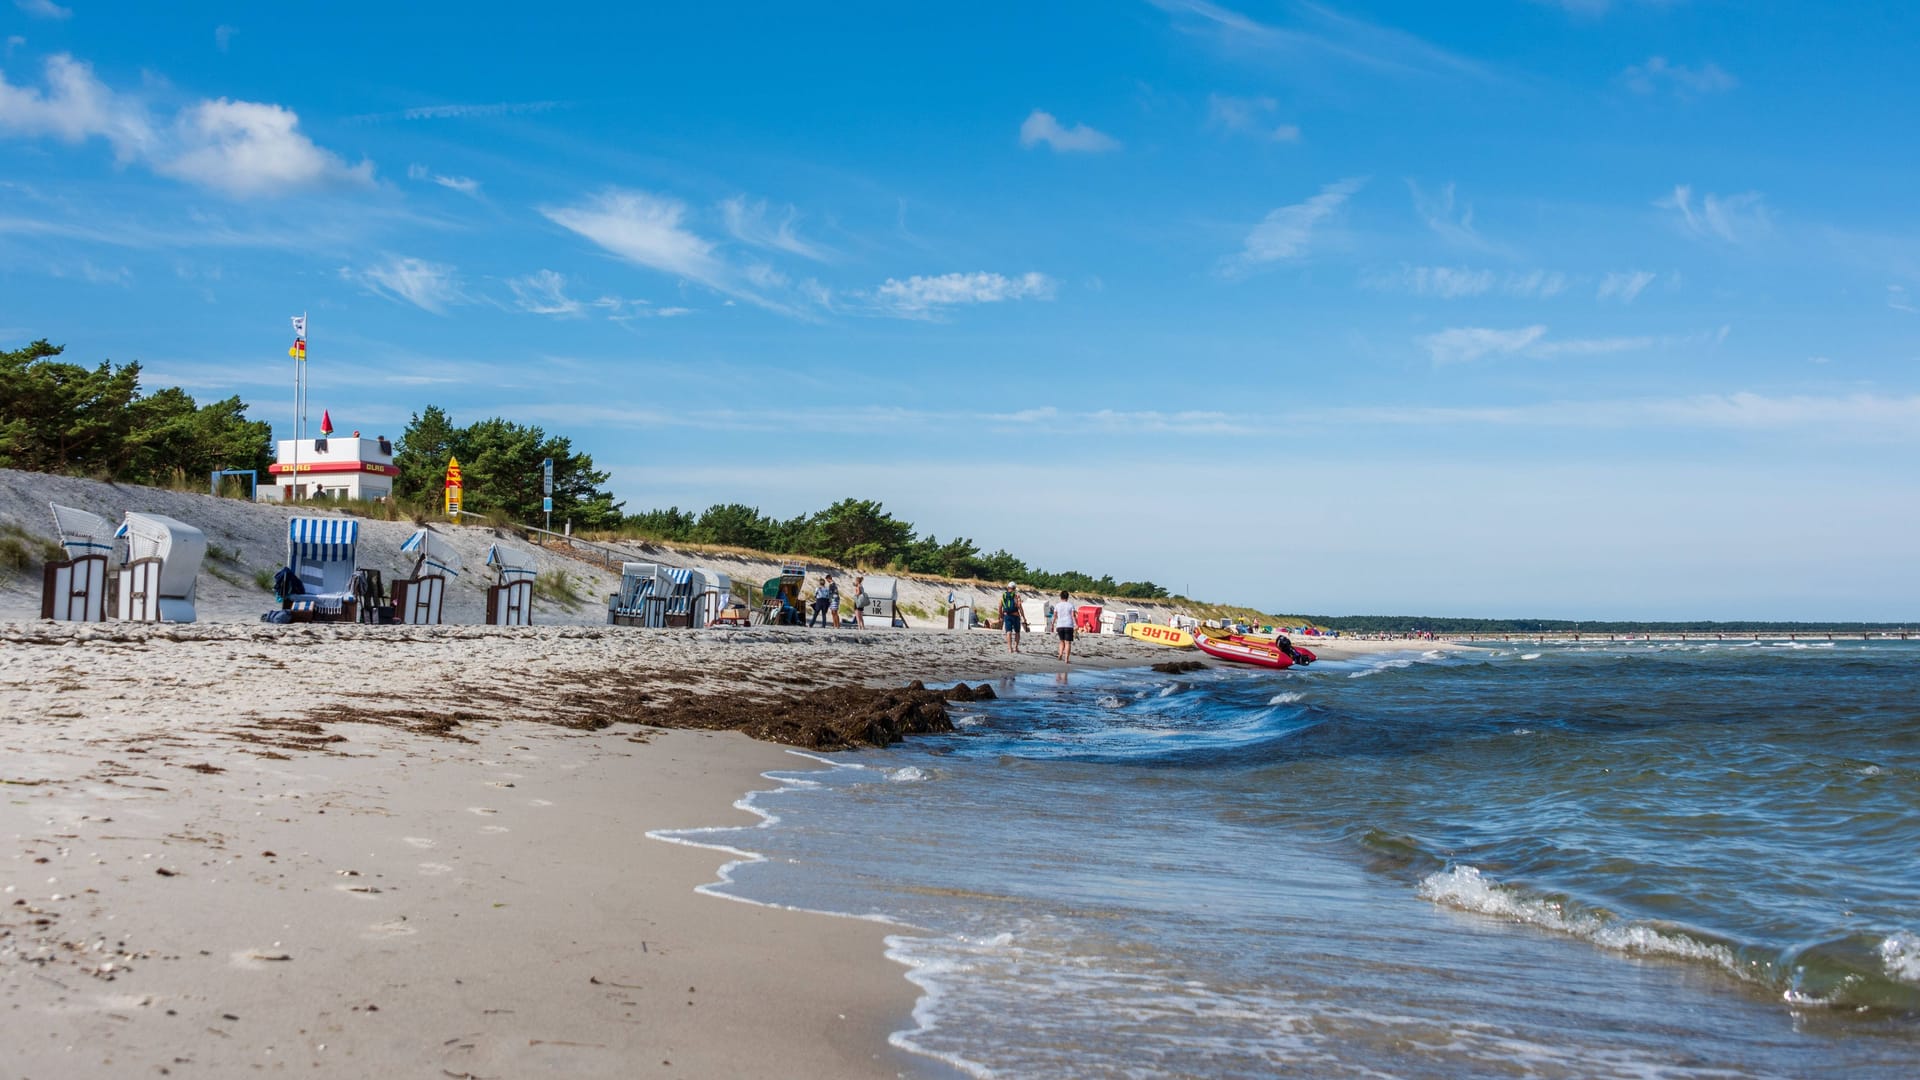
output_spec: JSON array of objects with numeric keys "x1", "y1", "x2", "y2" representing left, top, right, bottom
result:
[
  {"x1": 0, "y1": 53, "x2": 371, "y2": 197},
  {"x1": 1597, "y1": 269, "x2": 1656, "y2": 302},
  {"x1": 158, "y1": 98, "x2": 373, "y2": 196},
  {"x1": 1658, "y1": 185, "x2": 1771, "y2": 242},
  {"x1": 1205, "y1": 93, "x2": 1300, "y2": 142},
  {"x1": 214, "y1": 25, "x2": 238, "y2": 52},
  {"x1": 352, "y1": 256, "x2": 464, "y2": 314},
  {"x1": 1365, "y1": 265, "x2": 1570, "y2": 299},
  {"x1": 401, "y1": 101, "x2": 559, "y2": 121},
  {"x1": 1409, "y1": 180, "x2": 1504, "y2": 253},
  {"x1": 407, "y1": 163, "x2": 480, "y2": 195},
  {"x1": 1331, "y1": 392, "x2": 1920, "y2": 436},
  {"x1": 1420, "y1": 325, "x2": 1547, "y2": 364},
  {"x1": 1019, "y1": 109, "x2": 1120, "y2": 153},
  {"x1": 5, "y1": 36, "x2": 24, "y2": 58},
  {"x1": 0, "y1": 53, "x2": 157, "y2": 161},
  {"x1": 873, "y1": 271, "x2": 1057, "y2": 318},
  {"x1": 719, "y1": 196, "x2": 830, "y2": 260},
  {"x1": 1622, "y1": 56, "x2": 1737, "y2": 96},
  {"x1": 1227, "y1": 176, "x2": 1365, "y2": 274},
  {"x1": 13, "y1": 0, "x2": 71, "y2": 20},
  {"x1": 543, "y1": 188, "x2": 727, "y2": 289},
  {"x1": 508, "y1": 269, "x2": 583, "y2": 317},
  {"x1": 1152, "y1": 0, "x2": 1490, "y2": 81},
  {"x1": 1421, "y1": 323, "x2": 1718, "y2": 364}
]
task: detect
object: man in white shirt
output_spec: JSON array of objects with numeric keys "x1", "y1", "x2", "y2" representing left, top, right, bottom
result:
[{"x1": 1053, "y1": 590, "x2": 1078, "y2": 663}]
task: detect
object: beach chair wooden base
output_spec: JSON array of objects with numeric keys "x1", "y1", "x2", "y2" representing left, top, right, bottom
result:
[
  {"x1": 41, "y1": 554, "x2": 108, "y2": 622},
  {"x1": 487, "y1": 580, "x2": 534, "y2": 626},
  {"x1": 391, "y1": 574, "x2": 447, "y2": 625},
  {"x1": 116, "y1": 556, "x2": 164, "y2": 622}
]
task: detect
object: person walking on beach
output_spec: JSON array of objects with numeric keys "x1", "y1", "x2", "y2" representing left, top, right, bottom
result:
[
  {"x1": 1054, "y1": 590, "x2": 1078, "y2": 663},
  {"x1": 1000, "y1": 583, "x2": 1023, "y2": 653},
  {"x1": 853, "y1": 575, "x2": 867, "y2": 629}
]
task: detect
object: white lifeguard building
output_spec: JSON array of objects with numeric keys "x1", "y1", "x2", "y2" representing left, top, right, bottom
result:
[{"x1": 267, "y1": 433, "x2": 398, "y2": 501}]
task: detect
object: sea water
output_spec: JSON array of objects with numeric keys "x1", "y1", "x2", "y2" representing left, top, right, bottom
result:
[{"x1": 663, "y1": 641, "x2": 1920, "y2": 1077}]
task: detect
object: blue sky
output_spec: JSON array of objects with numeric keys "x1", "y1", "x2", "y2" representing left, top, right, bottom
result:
[{"x1": 3, "y1": 0, "x2": 1917, "y2": 619}]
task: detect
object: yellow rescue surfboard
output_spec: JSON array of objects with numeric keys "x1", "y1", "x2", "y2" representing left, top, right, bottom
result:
[{"x1": 1126, "y1": 622, "x2": 1196, "y2": 649}]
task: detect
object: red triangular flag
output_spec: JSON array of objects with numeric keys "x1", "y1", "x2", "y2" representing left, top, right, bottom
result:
[{"x1": 319, "y1": 409, "x2": 334, "y2": 436}]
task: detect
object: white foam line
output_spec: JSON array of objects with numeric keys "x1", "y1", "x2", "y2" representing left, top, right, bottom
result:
[
  {"x1": 646, "y1": 749, "x2": 991, "y2": 1077},
  {"x1": 885, "y1": 935, "x2": 998, "y2": 1079}
]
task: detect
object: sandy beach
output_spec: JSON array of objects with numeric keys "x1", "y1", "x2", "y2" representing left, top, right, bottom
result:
[{"x1": 0, "y1": 617, "x2": 1447, "y2": 1077}]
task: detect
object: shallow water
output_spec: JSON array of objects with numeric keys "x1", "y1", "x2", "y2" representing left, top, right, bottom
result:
[{"x1": 666, "y1": 641, "x2": 1920, "y2": 1078}]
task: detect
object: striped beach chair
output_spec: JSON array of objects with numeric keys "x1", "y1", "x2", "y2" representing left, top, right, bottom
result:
[
  {"x1": 663, "y1": 567, "x2": 697, "y2": 628},
  {"x1": 286, "y1": 517, "x2": 360, "y2": 621}
]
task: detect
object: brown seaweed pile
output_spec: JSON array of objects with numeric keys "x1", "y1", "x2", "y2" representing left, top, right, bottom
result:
[{"x1": 647, "y1": 680, "x2": 996, "y2": 750}]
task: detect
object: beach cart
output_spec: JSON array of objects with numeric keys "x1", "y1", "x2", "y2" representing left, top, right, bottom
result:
[
  {"x1": 285, "y1": 516, "x2": 361, "y2": 622},
  {"x1": 485, "y1": 543, "x2": 536, "y2": 626},
  {"x1": 393, "y1": 527, "x2": 461, "y2": 625},
  {"x1": 759, "y1": 564, "x2": 807, "y2": 625},
  {"x1": 858, "y1": 575, "x2": 904, "y2": 628},
  {"x1": 43, "y1": 503, "x2": 114, "y2": 622},
  {"x1": 113, "y1": 512, "x2": 205, "y2": 623}
]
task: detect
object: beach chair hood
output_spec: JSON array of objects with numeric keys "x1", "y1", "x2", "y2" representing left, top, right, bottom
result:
[
  {"x1": 486, "y1": 543, "x2": 537, "y2": 582},
  {"x1": 50, "y1": 503, "x2": 117, "y2": 561},
  {"x1": 400, "y1": 528, "x2": 463, "y2": 577}
]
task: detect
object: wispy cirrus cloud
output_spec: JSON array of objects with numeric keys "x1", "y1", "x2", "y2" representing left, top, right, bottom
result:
[
  {"x1": 406, "y1": 163, "x2": 481, "y2": 195},
  {"x1": 1205, "y1": 93, "x2": 1300, "y2": 142},
  {"x1": 1622, "y1": 56, "x2": 1737, "y2": 97},
  {"x1": 1019, "y1": 109, "x2": 1120, "y2": 153},
  {"x1": 1363, "y1": 265, "x2": 1568, "y2": 299},
  {"x1": 1420, "y1": 323, "x2": 1723, "y2": 365},
  {"x1": 13, "y1": 0, "x2": 71, "y2": 20},
  {"x1": 1890, "y1": 284, "x2": 1917, "y2": 314},
  {"x1": 348, "y1": 256, "x2": 465, "y2": 314},
  {"x1": 349, "y1": 100, "x2": 562, "y2": 124},
  {"x1": 1331, "y1": 392, "x2": 1920, "y2": 438},
  {"x1": 1225, "y1": 176, "x2": 1365, "y2": 275},
  {"x1": 1408, "y1": 180, "x2": 1510, "y2": 254},
  {"x1": 871, "y1": 271, "x2": 1056, "y2": 319},
  {"x1": 1597, "y1": 269, "x2": 1657, "y2": 302},
  {"x1": 1658, "y1": 185, "x2": 1771, "y2": 242},
  {"x1": 1151, "y1": 0, "x2": 1491, "y2": 81},
  {"x1": 543, "y1": 188, "x2": 729, "y2": 288},
  {"x1": 719, "y1": 196, "x2": 831, "y2": 260},
  {"x1": 0, "y1": 53, "x2": 373, "y2": 196},
  {"x1": 507, "y1": 269, "x2": 584, "y2": 317}
]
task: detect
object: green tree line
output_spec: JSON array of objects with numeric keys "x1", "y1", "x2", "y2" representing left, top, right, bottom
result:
[
  {"x1": 0, "y1": 340, "x2": 271, "y2": 483},
  {"x1": 394, "y1": 405, "x2": 623, "y2": 528},
  {"x1": 623, "y1": 497, "x2": 1171, "y2": 598}
]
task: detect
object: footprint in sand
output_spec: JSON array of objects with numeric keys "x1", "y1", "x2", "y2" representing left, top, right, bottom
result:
[
  {"x1": 479, "y1": 825, "x2": 510, "y2": 834},
  {"x1": 404, "y1": 837, "x2": 435, "y2": 849},
  {"x1": 466, "y1": 807, "x2": 497, "y2": 816},
  {"x1": 530, "y1": 799, "x2": 553, "y2": 807},
  {"x1": 335, "y1": 883, "x2": 385, "y2": 899},
  {"x1": 417, "y1": 862, "x2": 453, "y2": 876}
]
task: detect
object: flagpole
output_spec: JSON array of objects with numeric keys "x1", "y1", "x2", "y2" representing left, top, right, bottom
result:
[{"x1": 291, "y1": 323, "x2": 300, "y2": 503}]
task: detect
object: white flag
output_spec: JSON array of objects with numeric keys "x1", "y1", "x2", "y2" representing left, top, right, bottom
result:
[{"x1": 290, "y1": 315, "x2": 307, "y2": 339}]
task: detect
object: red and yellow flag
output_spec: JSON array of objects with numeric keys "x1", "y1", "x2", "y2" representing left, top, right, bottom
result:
[{"x1": 289, "y1": 338, "x2": 306, "y2": 359}]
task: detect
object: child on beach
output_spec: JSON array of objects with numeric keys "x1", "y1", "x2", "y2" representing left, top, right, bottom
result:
[
  {"x1": 1000, "y1": 584, "x2": 1022, "y2": 653},
  {"x1": 1054, "y1": 590, "x2": 1078, "y2": 663}
]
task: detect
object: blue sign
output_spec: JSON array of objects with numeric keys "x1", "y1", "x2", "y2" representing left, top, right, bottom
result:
[{"x1": 543, "y1": 496, "x2": 553, "y2": 513}]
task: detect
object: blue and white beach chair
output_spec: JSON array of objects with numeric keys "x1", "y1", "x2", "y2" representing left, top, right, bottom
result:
[{"x1": 286, "y1": 516, "x2": 360, "y2": 621}]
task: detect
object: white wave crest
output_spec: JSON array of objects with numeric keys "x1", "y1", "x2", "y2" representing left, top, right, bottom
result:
[
  {"x1": 1880, "y1": 931, "x2": 1920, "y2": 984},
  {"x1": 1520, "y1": 653, "x2": 1542, "y2": 661},
  {"x1": 1418, "y1": 865, "x2": 1739, "y2": 970},
  {"x1": 888, "y1": 766, "x2": 931, "y2": 783},
  {"x1": 1268, "y1": 691, "x2": 1303, "y2": 705},
  {"x1": 1096, "y1": 695, "x2": 1126, "y2": 710}
]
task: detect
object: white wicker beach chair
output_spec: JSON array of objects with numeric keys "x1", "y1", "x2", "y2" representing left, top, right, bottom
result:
[
  {"x1": 485, "y1": 543, "x2": 536, "y2": 626},
  {"x1": 43, "y1": 503, "x2": 114, "y2": 622},
  {"x1": 393, "y1": 527, "x2": 461, "y2": 625},
  {"x1": 115, "y1": 512, "x2": 206, "y2": 623}
]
